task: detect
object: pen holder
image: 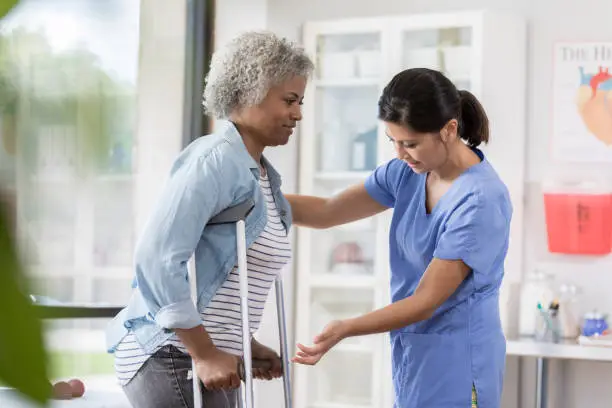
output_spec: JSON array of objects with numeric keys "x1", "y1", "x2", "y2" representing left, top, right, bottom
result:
[{"x1": 535, "y1": 307, "x2": 562, "y2": 343}]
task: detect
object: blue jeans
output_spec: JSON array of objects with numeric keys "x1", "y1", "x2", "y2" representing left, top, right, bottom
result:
[{"x1": 122, "y1": 345, "x2": 238, "y2": 408}]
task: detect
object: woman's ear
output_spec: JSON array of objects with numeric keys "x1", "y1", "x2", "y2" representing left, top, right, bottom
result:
[{"x1": 442, "y1": 119, "x2": 459, "y2": 142}]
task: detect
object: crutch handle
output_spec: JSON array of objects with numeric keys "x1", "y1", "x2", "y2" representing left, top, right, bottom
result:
[{"x1": 238, "y1": 358, "x2": 277, "y2": 381}]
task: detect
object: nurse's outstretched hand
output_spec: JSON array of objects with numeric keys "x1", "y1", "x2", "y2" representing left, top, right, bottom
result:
[{"x1": 292, "y1": 320, "x2": 347, "y2": 365}]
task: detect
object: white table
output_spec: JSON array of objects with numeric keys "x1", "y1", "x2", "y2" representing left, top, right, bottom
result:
[{"x1": 506, "y1": 338, "x2": 612, "y2": 408}]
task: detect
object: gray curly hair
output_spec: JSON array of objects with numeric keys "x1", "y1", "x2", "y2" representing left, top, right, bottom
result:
[{"x1": 203, "y1": 31, "x2": 314, "y2": 119}]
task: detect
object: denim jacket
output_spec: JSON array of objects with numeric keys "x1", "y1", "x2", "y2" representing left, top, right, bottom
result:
[{"x1": 105, "y1": 121, "x2": 292, "y2": 354}]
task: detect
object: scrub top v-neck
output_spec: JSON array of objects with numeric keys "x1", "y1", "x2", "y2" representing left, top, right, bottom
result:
[{"x1": 364, "y1": 149, "x2": 512, "y2": 408}]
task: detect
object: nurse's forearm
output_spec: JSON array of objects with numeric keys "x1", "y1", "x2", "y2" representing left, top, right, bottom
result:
[
  {"x1": 343, "y1": 295, "x2": 433, "y2": 337},
  {"x1": 286, "y1": 184, "x2": 388, "y2": 229},
  {"x1": 341, "y1": 258, "x2": 470, "y2": 338},
  {"x1": 284, "y1": 194, "x2": 331, "y2": 228}
]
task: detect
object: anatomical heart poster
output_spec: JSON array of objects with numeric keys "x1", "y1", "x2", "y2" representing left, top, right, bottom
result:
[{"x1": 552, "y1": 42, "x2": 612, "y2": 162}]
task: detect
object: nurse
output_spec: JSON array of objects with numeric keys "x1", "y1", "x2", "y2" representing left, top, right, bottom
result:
[{"x1": 286, "y1": 68, "x2": 512, "y2": 408}]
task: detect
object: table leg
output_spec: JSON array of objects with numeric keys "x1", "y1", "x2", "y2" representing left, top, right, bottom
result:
[
  {"x1": 535, "y1": 357, "x2": 548, "y2": 408},
  {"x1": 517, "y1": 356, "x2": 523, "y2": 406}
]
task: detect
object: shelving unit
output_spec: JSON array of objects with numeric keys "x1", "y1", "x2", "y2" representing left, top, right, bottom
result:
[{"x1": 294, "y1": 10, "x2": 527, "y2": 408}]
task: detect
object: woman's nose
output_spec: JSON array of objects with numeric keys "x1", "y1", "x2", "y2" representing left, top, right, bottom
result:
[{"x1": 291, "y1": 105, "x2": 302, "y2": 121}]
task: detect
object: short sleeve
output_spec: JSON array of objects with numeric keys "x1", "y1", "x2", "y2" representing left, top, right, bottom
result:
[
  {"x1": 433, "y1": 193, "x2": 511, "y2": 274},
  {"x1": 364, "y1": 159, "x2": 405, "y2": 208}
]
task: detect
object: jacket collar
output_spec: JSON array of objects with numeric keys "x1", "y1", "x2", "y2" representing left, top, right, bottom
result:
[{"x1": 218, "y1": 121, "x2": 283, "y2": 189}]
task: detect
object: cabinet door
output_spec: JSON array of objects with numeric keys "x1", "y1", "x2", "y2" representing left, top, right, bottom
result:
[
  {"x1": 310, "y1": 31, "x2": 383, "y2": 176},
  {"x1": 297, "y1": 21, "x2": 387, "y2": 408},
  {"x1": 398, "y1": 24, "x2": 475, "y2": 91},
  {"x1": 301, "y1": 24, "x2": 384, "y2": 280}
]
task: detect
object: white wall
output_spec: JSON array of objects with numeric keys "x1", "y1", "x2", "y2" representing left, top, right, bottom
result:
[
  {"x1": 213, "y1": 0, "x2": 268, "y2": 49},
  {"x1": 135, "y1": 0, "x2": 188, "y2": 234}
]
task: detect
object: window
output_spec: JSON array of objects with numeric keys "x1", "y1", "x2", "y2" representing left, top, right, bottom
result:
[{"x1": 0, "y1": 0, "x2": 212, "y2": 401}]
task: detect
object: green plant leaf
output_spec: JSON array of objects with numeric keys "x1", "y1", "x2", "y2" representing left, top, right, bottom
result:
[
  {"x1": 0, "y1": 201, "x2": 51, "y2": 405},
  {"x1": 0, "y1": 5, "x2": 51, "y2": 405},
  {"x1": 0, "y1": 0, "x2": 18, "y2": 21}
]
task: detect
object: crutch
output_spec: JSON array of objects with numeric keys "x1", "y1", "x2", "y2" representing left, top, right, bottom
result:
[{"x1": 188, "y1": 199, "x2": 293, "y2": 408}]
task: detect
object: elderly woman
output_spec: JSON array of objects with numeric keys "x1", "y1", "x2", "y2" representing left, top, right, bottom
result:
[{"x1": 105, "y1": 31, "x2": 314, "y2": 408}]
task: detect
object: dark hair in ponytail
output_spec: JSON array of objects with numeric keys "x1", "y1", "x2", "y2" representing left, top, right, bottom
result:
[
  {"x1": 458, "y1": 89, "x2": 489, "y2": 146},
  {"x1": 378, "y1": 68, "x2": 490, "y2": 147}
]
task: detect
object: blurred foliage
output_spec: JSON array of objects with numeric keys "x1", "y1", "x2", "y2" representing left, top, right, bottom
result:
[
  {"x1": 0, "y1": 0, "x2": 52, "y2": 404},
  {"x1": 0, "y1": 27, "x2": 136, "y2": 177},
  {"x1": 0, "y1": 0, "x2": 15, "y2": 23},
  {"x1": 0, "y1": 0, "x2": 136, "y2": 404},
  {"x1": 0, "y1": 191, "x2": 50, "y2": 404}
]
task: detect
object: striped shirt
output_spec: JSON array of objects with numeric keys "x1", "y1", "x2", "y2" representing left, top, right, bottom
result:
[{"x1": 113, "y1": 173, "x2": 291, "y2": 385}]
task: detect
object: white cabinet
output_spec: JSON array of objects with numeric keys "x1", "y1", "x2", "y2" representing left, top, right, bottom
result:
[{"x1": 294, "y1": 10, "x2": 526, "y2": 408}]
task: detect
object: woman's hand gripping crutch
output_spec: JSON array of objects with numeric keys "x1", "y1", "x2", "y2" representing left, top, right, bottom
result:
[{"x1": 188, "y1": 199, "x2": 292, "y2": 407}]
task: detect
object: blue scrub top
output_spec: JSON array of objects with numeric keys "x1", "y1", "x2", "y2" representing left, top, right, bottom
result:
[{"x1": 364, "y1": 149, "x2": 512, "y2": 408}]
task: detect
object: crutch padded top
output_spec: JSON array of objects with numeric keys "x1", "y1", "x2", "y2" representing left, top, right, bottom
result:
[{"x1": 209, "y1": 199, "x2": 255, "y2": 225}]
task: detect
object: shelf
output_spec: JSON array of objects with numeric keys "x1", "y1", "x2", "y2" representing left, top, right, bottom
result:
[
  {"x1": 310, "y1": 274, "x2": 376, "y2": 289},
  {"x1": 335, "y1": 220, "x2": 374, "y2": 233},
  {"x1": 314, "y1": 171, "x2": 371, "y2": 182},
  {"x1": 314, "y1": 78, "x2": 379, "y2": 88}
]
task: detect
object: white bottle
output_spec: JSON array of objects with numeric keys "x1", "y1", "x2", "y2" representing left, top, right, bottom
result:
[
  {"x1": 519, "y1": 270, "x2": 555, "y2": 337},
  {"x1": 558, "y1": 284, "x2": 581, "y2": 338}
]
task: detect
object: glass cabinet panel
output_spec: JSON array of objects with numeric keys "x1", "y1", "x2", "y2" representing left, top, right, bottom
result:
[
  {"x1": 401, "y1": 27, "x2": 473, "y2": 90},
  {"x1": 316, "y1": 33, "x2": 382, "y2": 80},
  {"x1": 314, "y1": 32, "x2": 382, "y2": 175},
  {"x1": 315, "y1": 85, "x2": 379, "y2": 174}
]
